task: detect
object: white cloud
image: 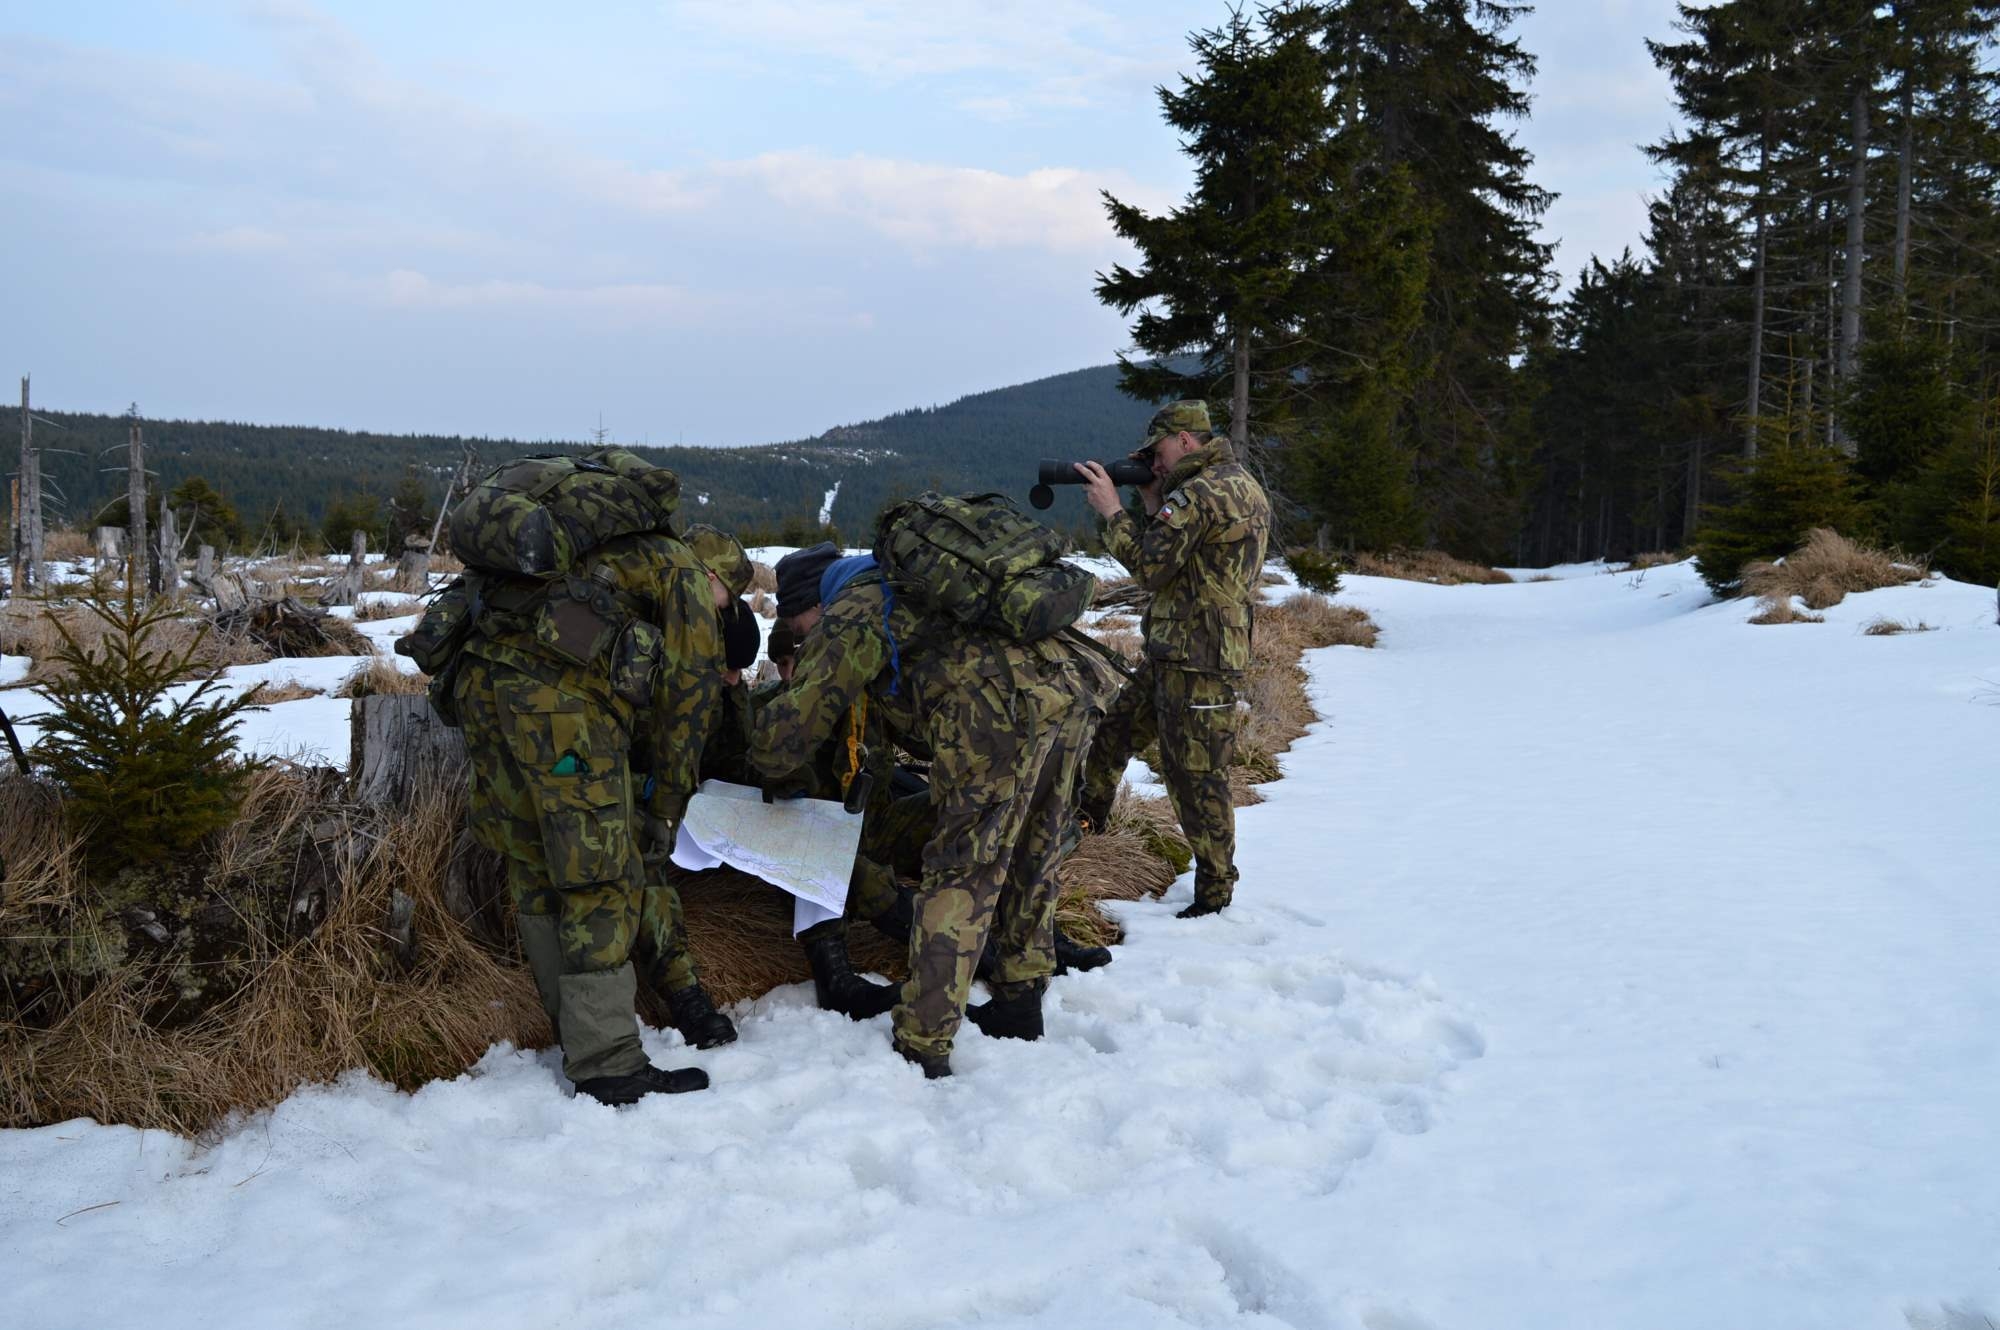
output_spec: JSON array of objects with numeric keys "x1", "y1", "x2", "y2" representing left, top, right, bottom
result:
[
  {"x1": 366, "y1": 270, "x2": 702, "y2": 320},
  {"x1": 731, "y1": 150, "x2": 1160, "y2": 253},
  {"x1": 661, "y1": 0, "x2": 1175, "y2": 110}
]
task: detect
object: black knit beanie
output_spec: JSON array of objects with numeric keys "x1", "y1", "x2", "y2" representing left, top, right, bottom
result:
[
  {"x1": 721, "y1": 598, "x2": 761, "y2": 671},
  {"x1": 774, "y1": 542, "x2": 840, "y2": 619}
]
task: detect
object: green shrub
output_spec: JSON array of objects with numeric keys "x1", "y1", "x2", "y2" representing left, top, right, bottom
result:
[
  {"x1": 1283, "y1": 546, "x2": 1343, "y2": 595},
  {"x1": 1692, "y1": 445, "x2": 1869, "y2": 596},
  {"x1": 30, "y1": 581, "x2": 265, "y2": 870}
]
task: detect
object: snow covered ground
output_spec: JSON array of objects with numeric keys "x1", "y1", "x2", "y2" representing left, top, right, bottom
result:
[{"x1": 5, "y1": 561, "x2": 1998, "y2": 1329}]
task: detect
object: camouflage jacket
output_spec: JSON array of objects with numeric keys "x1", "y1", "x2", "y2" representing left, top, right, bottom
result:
[
  {"x1": 749, "y1": 571, "x2": 1117, "y2": 800},
  {"x1": 1102, "y1": 438, "x2": 1271, "y2": 674},
  {"x1": 463, "y1": 531, "x2": 722, "y2": 818}
]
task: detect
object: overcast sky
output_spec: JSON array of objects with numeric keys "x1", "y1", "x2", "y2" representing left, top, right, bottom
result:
[{"x1": 0, "y1": 0, "x2": 1683, "y2": 446}]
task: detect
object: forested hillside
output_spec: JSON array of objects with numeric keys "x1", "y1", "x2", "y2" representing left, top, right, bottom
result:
[{"x1": 3, "y1": 365, "x2": 1154, "y2": 552}]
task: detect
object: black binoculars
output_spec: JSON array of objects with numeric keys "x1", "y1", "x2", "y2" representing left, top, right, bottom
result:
[{"x1": 1029, "y1": 457, "x2": 1156, "y2": 510}]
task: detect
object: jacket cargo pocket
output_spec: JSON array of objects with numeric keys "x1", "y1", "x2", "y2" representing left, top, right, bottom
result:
[
  {"x1": 537, "y1": 773, "x2": 633, "y2": 889},
  {"x1": 500, "y1": 681, "x2": 596, "y2": 771},
  {"x1": 1145, "y1": 605, "x2": 1250, "y2": 674}
]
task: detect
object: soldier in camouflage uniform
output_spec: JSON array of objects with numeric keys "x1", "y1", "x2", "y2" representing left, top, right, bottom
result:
[
  {"x1": 450, "y1": 460, "x2": 723, "y2": 1104},
  {"x1": 624, "y1": 523, "x2": 761, "y2": 1050},
  {"x1": 1074, "y1": 400, "x2": 1272, "y2": 918},
  {"x1": 752, "y1": 551, "x2": 1117, "y2": 1077}
]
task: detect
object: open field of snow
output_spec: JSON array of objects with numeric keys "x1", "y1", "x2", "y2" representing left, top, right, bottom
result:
[{"x1": 4, "y1": 561, "x2": 1997, "y2": 1329}]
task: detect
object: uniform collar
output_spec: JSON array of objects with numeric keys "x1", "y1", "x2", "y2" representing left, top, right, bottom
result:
[{"x1": 1162, "y1": 436, "x2": 1235, "y2": 493}]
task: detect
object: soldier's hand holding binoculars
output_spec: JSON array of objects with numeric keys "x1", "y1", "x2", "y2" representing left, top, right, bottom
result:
[{"x1": 1072, "y1": 461, "x2": 1125, "y2": 518}]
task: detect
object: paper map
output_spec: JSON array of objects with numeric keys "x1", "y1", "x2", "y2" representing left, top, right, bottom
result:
[{"x1": 672, "y1": 779, "x2": 860, "y2": 934}]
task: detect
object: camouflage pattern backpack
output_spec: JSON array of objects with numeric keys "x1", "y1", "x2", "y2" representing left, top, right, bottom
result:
[
  {"x1": 447, "y1": 447, "x2": 678, "y2": 579},
  {"x1": 873, "y1": 491, "x2": 1096, "y2": 641}
]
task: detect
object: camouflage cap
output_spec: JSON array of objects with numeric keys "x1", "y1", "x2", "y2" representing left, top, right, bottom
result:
[
  {"x1": 1140, "y1": 400, "x2": 1212, "y2": 451},
  {"x1": 684, "y1": 524, "x2": 754, "y2": 598}
]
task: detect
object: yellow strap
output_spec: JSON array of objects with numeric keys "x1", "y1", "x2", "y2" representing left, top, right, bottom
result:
[{"x1": 844, "y1": 695, "x2": 868, "y2": 787}]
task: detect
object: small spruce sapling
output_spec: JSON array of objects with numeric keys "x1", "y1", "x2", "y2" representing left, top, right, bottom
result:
[{"x1": 30, "y1": 577, "x2": 265, "y2": 870}]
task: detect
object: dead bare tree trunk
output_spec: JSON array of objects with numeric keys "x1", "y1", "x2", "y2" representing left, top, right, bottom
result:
[
  {"x1": 154, "y1": 506, "x2": 179, "y2": 599},
  {"x1": 127, "y1": 410, "x2": 148, "y2": 599},
  {"x1": 14, "y1": 376, "x2": 46, "y2": 597},
  {"x1": 95, "y1": 526, "x2": 122, "y2": 569}
]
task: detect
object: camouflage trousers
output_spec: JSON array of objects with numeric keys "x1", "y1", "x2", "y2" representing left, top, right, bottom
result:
[
  {"x1": 1080, "y1": 659, "x2": 1241, "y2": 909},
  {"x1": 456, "y1": 657, "x2": 650, "y2": 1084},
  {"x1": 894, "y1": 693, "x2": 1093, "y2": 1062}
]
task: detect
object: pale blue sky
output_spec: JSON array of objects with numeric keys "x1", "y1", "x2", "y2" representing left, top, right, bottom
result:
[{"x1": 0, "y1": 0, "x2": 1681, "y2": 445}]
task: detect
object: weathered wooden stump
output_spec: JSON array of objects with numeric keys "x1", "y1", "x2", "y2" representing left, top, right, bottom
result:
[
  {"x1": 348, "y1": 693, "x2": 465, "y2": 807},
  {"x1": 393, "y1": 536, "x2": 432, "y2": 595},
  {"x1": 192, "y1": 545, "x2": 250, "y2": 613},
  {"x1": 94, "y1": 526, "x2": 123, "y2": 569},
  {"x1": 321, "y1": 531, "x2": 368, "y2": 607}
]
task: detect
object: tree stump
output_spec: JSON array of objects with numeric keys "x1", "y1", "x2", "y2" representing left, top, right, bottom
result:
[
  {"x1": 394, "y1": 536, "x2": 432, "y2": 595},
  {"x1": 191, "y1": 545, "x2": 250, "y2": 613},
  {"x1": 95, "y1": 526, "x2": 123, "y2": 569},
  {"x1": 348, "y1": 694, "x2": 465, "y2": 807},
  {"x1": 322, "y1": 530, "x2": 368, "y2": 607}
]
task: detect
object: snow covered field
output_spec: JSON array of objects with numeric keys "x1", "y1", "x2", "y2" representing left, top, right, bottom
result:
[{"x1": 4, "y1": 561, "x2": 1997, "y2": 1329}]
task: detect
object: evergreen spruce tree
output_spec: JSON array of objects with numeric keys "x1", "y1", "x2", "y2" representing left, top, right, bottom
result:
[
  {"x1": 1300, "y1": 0, "x2": 1556, "y2": 557},
  {"x1": 1096, "y1": 4, "x2": 1352, "y2": 454},
  {"x1": 31, "y1": 579, "x2": 264, "y2": 870}
]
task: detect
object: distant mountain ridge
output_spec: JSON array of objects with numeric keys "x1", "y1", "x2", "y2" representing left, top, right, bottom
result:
[{"x1": 5, "y1": 364, "x2": 1159, "y2": 546}]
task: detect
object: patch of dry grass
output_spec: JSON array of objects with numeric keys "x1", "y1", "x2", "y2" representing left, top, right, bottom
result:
[
  {"x1": 0, "y1": 599, "x2": 271, "y2": 685},
  {"x1": 1742, "y1": 529, "x2": 1925, "y2": 613},
  {"x1": 356, "y1": 597, "x2": 425, "y2": 622},
  {"x1": 1747, "y1": 598, "x2": 1825, "y2": 625},
  {"x1": 45, "y1": 530, "x2": 94, "y2": 561},
  {"x1": 1353, "y1": 549, "x2": 1514, "y2": 586},
  {"x1": 1092, "y1": 628, "x2": 1144, "y2": 662},
  {"x1": 1, "y1": 771, "x2": 543, "y2": 1135},
  {"x1": 748, "y1": 561, "x2": 777, "y2": 595},
  {"x1": 340, "y1": 656, "x2": 430, "y2": 698},
  {"x1": 247, "y1": 677, "x2": 323, "y2": 704},
  {"x1": 1625, "y1": 550, "x2": 1682, "y2": 571},
  {"x1": 1861, "y1": 617, "x2": 1935, "y2": 636}
]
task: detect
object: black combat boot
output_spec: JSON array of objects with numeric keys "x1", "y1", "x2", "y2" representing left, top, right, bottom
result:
[
  {"x1": 966, "y1": 985, "x2": 1044, "y2": 1041},
  {"x1": 801, "y1": 924, "x2": 900, "y2": 1020},
  {"x1": 895, "y1": 1039, "x2": 952, "y2": 1079},
  {"x1": 1054, "y1": 928, "x2": 1112, "y2": 974},
  {"x1": 868, "y1": 885, "x2": 916, "y2": 945},
  {"x1": 666, "y1": 983, "x2": 738, "y2": 1049},
  {"x1": 1176, "y1": 898, "x2": 1228, "y2": 919},
  {"x1": 574, "y1": 1062, "x2": 709, "y2": 1105}
]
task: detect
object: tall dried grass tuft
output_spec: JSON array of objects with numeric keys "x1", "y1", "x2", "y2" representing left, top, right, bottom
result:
[
  {"x1": 356, "y1": 597, "x2": 425, "y2": 622},
  {"x1": 340, "y1": 656, "x2": 430, "y2": 698},
  {"x1": 748, "y1": 561, "x2": 778, "y2": 595},
  {"x1": 1353, "y1": 549, "x2": 1514, "y2": 585},
  {"x1": 1, "y1": 600, "x2": 270, "y2": 684},
  {"x1": 46, "y1": 530, "x2": 95, "y2": 562},
  {"x1": 247, "y1": 677, "x2": 323, "y2": 704},
  {"x1": 1, "y1": 771, "x2": 543, "y2": 1135},
  {"x1": 1742, "y1": 528, "x2": 1926, "y2": 613},
  {"x1": 1861, "y1": 617, "x2": 1935, "y2": 636},
  {"x1": 1625, "y1": 551, "x2": 1682, "y2": 571}
]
